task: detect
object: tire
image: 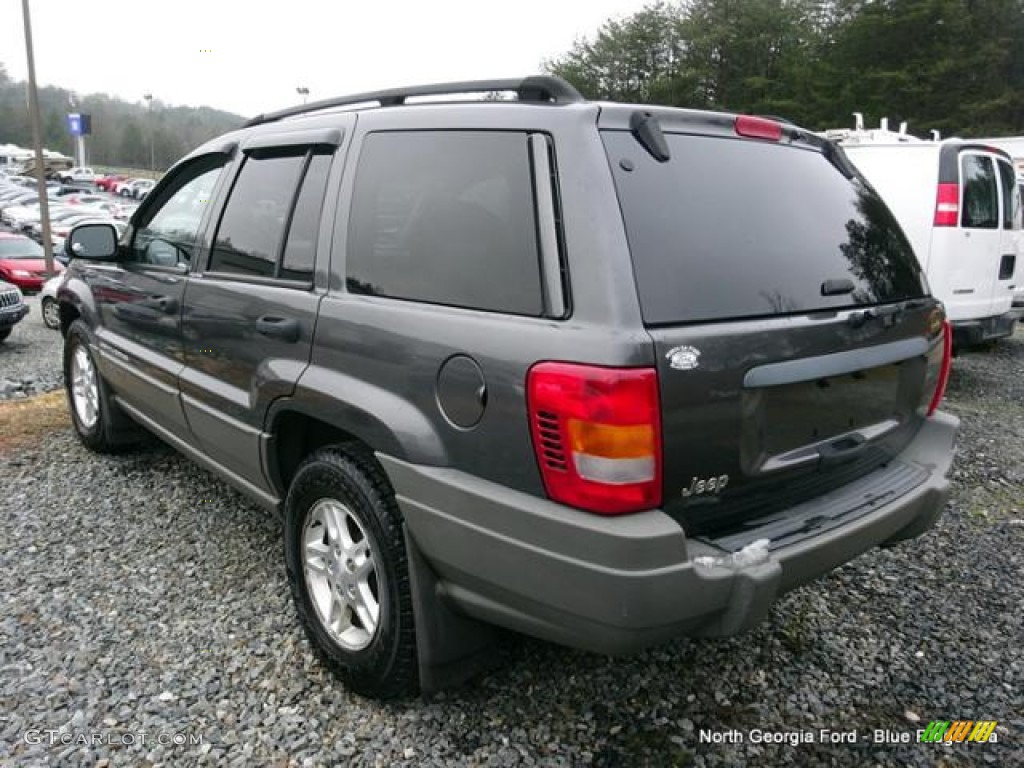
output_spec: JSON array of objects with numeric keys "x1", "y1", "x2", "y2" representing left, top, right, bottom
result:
[
  {"x1": 0, "y1": 328, "x2": 10, "y2": 343},
  {"x1": 63, "y1": 320, "x2": 129, "y2": 452},
  {"x1": 41, "y1": 297, "x2": 60, "y2": 330},
  {"x1": 284, "y1": 445, "x2": 418, "y2": 699}
]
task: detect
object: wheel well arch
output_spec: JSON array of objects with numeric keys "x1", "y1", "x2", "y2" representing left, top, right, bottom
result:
[
  {"x1": 268, "y1": 410, "x2": 381, "y2": 497},
  {"x1": 59, "y1": 302, "x2": 81, "y2": 338}
]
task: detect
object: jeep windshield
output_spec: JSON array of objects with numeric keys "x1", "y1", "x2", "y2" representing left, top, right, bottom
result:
[{"x1": 602, "y1": 130, "x2": 928, "y2": 326}]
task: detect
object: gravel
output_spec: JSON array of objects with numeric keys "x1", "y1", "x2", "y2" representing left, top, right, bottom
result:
[
  {"x1": 0, "y1": 324, "x2": 1021, "y2": 767},
  {"x1": 0, "y1": 293, "x2": 64, "y2": 400}
]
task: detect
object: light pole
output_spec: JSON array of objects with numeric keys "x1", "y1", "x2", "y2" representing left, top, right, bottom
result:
[
  {"x1": 20, "y1": 0, "x2": 54, "y2": 277},
  {"x1": 143, "y1": 92, "x2": 154, "y2": 171},
  {"x1": 296, "y1": 86, "x2": 309, "y2": 105}
]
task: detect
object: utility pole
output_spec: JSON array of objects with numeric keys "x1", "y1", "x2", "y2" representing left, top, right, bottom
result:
[
  {"x1": 296, "y1": 86, "x2": 309, "y2": 104},
  {"x1": 144, "y1": 93, "x2": 155, "y2": 171},
  {"x1": 21, "y1": 0, "x2": 54, "y2": 277}
]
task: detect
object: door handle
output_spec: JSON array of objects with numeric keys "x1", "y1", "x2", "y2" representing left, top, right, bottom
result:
[
  {"x1": 256, "y1": 315, "x2": 300, "y2": 342},
  {"x1": 146, "y1": 295, "x2": 178, "y2": 313}
]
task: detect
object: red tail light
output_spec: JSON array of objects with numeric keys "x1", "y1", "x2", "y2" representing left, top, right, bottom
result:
[
  {"x1": 527, "y1": 363, "x2": 662, "y2": 514},
  {"x1": 735, "y1": 115, "x2": 783, "y2": 141},
  {"x1": 933, "y1": 183, "x2": 959, "y2": 227},
  {"x1": 925, "y1": 319, "x2": 953, "y2": 416}
]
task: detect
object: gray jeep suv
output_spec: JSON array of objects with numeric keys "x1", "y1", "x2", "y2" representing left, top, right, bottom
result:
[{"x1": 58, "y1": 76, "x2": 958, "y2": 699}]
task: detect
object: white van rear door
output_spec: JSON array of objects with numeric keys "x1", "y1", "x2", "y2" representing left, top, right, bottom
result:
[
  {"x1": 958, "y1": 152, "x2": 1004, "y2": 318},
  {"x1": 996, "y1": 158, "x2": 1021, "y2": 302}
]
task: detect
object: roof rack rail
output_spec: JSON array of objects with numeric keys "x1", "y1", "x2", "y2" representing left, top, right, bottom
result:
[{"x1": 245, "y1": 75, "x2": 584, "y2": 128}]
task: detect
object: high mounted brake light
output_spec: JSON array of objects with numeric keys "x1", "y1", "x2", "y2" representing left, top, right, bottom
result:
[
  {"x1": 527, "y1": 363, "x2": 662, "y2": 514},
  {"x1": 934, "y1": 183, "x2": 959, "y2": 227},
  {"x1": 734, "y1": 115, "x2": 783, "y2": 141}
]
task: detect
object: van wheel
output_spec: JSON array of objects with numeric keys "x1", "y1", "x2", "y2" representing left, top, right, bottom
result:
[{"x1": 284, "y1": 445, "x2": 418, "y2": 699}]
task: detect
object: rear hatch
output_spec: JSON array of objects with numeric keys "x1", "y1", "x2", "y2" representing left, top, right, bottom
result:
[{"x1": 601, "y1": 115, "x2": 945, "y2": 540}]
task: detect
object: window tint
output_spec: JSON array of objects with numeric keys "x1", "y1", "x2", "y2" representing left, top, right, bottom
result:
[
  {"x1": 602, "y1": 131, "x2": 926, "y2": 325},
  {"x1": 961, "y1": 154, "x2": 998, "y2": 229},
  {"x1": 281, "y1": 153, "x2": 332, "y2": 281},
  {"x1": 347, "y1": 131, "x2": 543, "y2": 316},
  {"x1": 209, "y1": 153, "x2": 305, "y2": 277},
  {"x1": 133, "y1": 162, "x2": 224, "y2": 267},
  {"x1": 997, "y1": 159, "x2": 1021, "y2": 230}
]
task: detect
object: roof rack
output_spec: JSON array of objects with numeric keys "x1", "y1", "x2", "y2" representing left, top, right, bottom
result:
[{"x1": 245, "y1": 75, "x2": 584, "y2": 128}]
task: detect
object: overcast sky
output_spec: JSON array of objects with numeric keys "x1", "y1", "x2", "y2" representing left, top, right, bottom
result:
[{"x1": 3, "y1": 0, "x2": 652, "y2": 117}]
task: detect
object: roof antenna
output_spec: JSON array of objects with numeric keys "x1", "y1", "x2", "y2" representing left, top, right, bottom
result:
[{"x1": 853, "y1": 112, "x2": 864, "y2": 131}]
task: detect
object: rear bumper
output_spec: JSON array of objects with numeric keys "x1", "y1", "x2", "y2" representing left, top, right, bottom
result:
[
  {"x1": 951, "y1": 311, "x2": 1018, "y2": 345},
  {"x1": 382, "y1": 411, "x2": 958, "y2": 655}
]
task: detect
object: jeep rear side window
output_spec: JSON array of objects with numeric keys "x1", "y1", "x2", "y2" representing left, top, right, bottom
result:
[
  {"x1": 602, "y1": 131, "x2": 926, "y2": 326},
  {"x1": 210, "y1": 152, "x2": 309, "y2": 279},
  {"x1": 961, "y1": 154, "x2": 998, "y2": 229},
  {"x1": 346, "y1": 131, "x2": 543, "y2": 316}
]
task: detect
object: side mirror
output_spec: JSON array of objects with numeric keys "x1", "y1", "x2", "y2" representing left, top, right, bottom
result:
[{"x1": 66, "y1": 222, "x2": 118, "y2": 261}]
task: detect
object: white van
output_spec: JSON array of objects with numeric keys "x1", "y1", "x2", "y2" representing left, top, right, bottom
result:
[{"x1": 823, "y1": 121, "x2": 1021, "y2": 345}]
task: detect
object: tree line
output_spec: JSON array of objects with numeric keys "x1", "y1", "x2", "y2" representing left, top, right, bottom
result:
[
  {"x1": 544, "y1": 0, "x2": 1024, "y2": 137},
  {"x1": 0, "y1": 63, "x2": 244, "y2": 170}
]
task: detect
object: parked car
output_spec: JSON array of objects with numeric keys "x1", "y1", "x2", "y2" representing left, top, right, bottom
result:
[
  {"x1": 59, "y1": 76, "x2": 957, "y2": 699},
  {"x1": 6, "y1": 203, "x2": 73, "y2": 232},
  {"x1": 114, "y1": 178, "x2": 142, "y2": 197},
  {"x1": 0, "y1": 232, "x2": 63, "y2": 292},
  {"x1": 58, "y1": 166, "x2": 96, "y2": 184},
  {"x1": 0, "y1": 278, "x2": 29, "y2": 342},
  {"x1": 95, "y1": 174, "x2": 127, "y2": 193},
  {"x1": 823, "y1": 118, "x2": 1021, "y2": 347},
  {"x1": 131, "y1": 179, "x2": 156, "y2": 199}
]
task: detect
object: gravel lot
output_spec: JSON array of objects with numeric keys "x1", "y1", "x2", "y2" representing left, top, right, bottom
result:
[
  {"x1": 0, "y1": 294, "x2": 64, "y2": 400},
  {"x1": 0, "y1": 323, "x2": 1021, "y2": 767}
]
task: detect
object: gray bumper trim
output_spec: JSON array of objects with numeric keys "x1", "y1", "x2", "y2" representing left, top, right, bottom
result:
[{"x1": 380, "y1": 411, "x2": 958, "y2": 655}]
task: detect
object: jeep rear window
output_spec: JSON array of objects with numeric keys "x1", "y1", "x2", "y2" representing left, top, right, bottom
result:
[{"x1": 602, "y1": 131, "x2": 927, "y2": 326}]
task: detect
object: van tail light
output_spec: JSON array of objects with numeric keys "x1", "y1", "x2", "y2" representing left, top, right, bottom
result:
[
  {"x1": 527, "y1": 363, "x2": 662, "y2": 514},
  {"x1": 933, "y1": 183, "x2": 960, "y2": 227},
  {"x1": 923, "y1": 318, "x2": 953, "y2": 416}
]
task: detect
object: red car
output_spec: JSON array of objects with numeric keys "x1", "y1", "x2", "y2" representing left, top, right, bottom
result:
[
  {"x1": 95, "y1": 174, "x2": 126, "y2": 193},
  {"x1": 0, "y1": 232, "x2": 64, "y2": 292}
]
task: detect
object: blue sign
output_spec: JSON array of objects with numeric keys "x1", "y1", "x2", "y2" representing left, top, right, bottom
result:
[{"x1": 66, "y1": 113, "x2": 91, "y2": 136}]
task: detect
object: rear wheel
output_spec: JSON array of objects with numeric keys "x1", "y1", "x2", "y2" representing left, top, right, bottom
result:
[
  {"x1": 0, "y1": 328, "x2": 11, "y2": 343},
  {"x1": 41, "y1": 297, "x2": 60, "y2": 329},
  {"x1": 284, "y1": 445, "x2": 418, "y2": 699}
]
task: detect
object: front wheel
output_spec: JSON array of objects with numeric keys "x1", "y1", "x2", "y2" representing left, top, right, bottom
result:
[
  {"x1": 63, "y1": 320, "x2": 128, "y2": 452},
  {"x1": 284, "y1": 446, "x2": 418, "y2": 699},
  {"x1": 41, "y1": 297, "x2": 60, "y2": 329}
]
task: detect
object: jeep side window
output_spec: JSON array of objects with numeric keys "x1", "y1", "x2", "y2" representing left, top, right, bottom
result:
[
  {"x1": 209, "y1": 153, "x2": 305, "y2": 278},
  {"x1": 208, "y1": 149, "x2": 330, "y2": 282},
  {"x1": 281, "y1": 153, "x2": 333, "y2": 281},
  {"x1": 346, "y1": 131, "x2": 543, "y2": 316},
  {"x1": 961, "y1": 154, "x2": 998, "y2": 229},
  {"x1": 131, "y1": 161, "x2": 224, "y2": 267}
]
